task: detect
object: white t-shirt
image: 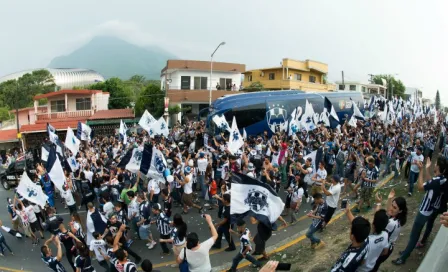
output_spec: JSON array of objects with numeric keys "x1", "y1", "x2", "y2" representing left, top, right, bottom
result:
[
  {"x1": 314, "y1": 168, "x2": 327, "y2": 186},
  {"x1": 291, "y1": 187, "x2": 304, "y2": 203},
  {"x1": 386, "y1": 218, "x2": 401, "y2": 246},
  {"x1": 62, "y1": 190, "x2": 76, "y2": 206},
  {"x1": 25, "y1": 206, "x2": 37, "y2": 223},
  {"x1": 89, "y1": 239, "x2": 107, "y2": 261},
  {"x1": 179, "y1": 237, "x2": 214, "y2": 272},
  {"x1": 183, "y1": 174, "x2": 193, "y2": 194},
  {"x1": 357, "y1": 231, "x2": 389, "y2": 272},
  {"x1": 148, "y1": 179, "x2": 161, "y2": 195},
  {"x1": 128, "y1": 199, "x2": 139, "y2": 219},
  {"x1": 84, "y1": 170, "x2": 93, "y2": 183},
  {"x1": 197, "y1": 158, "x2": 208, "y2": 173},
  {"x1": 32, "y1": 204, "x2": 41, "y2": 214},
  {"x1": 103, "y1": 202, "x2": 114, "y2": 218},
  {"x1": 410, "y1": 152, "x2": 424, "y2": 173},
  {"x1": 326, "y1": 183, "x2": 341, "y2": 208},
  {"x1": 303, "y1": 166, "x2": 314, "y2": 185}
]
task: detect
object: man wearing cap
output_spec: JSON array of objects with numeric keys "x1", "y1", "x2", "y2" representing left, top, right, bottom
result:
[
  {"x1": 247, "y1": 163, "x2": 256, "y2": 179},
  {"x1": 321, "y1": 175, "x2": 341, "y2": 228},
  {"x1": 176, "y1": 166, "x2": 204, "y2": 214},
  {"x1": 152, "y1": 203, "x2": 172, "y2": 255},
  {"x1": 407, "y1": 147, "x2": 424, "y2": 196}
]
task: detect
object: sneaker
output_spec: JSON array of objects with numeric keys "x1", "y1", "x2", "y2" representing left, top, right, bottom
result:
[
  {"x1": 315, "y1": 241, "x2": 325, "y2": 249},
  {"x1": 0, "y1": 253, "x2": 3, "y2": 257},
  {"x1": 225, "y1": 247, "x2": 236, "y2": 252},
  {"x1": 147, "y1": 243, "x2": 155, "y2": 249},
  {"x1": 126, "y1": 239, "x2": 134, "y2": 247},
  {"x1": 207, "y1": 207, "x2": 215, "y2": 210},
  {"x1": 306, "y1": 197, "x2": 311, "y2": 203},
  {"x1": 160, "y1": 252, "x2": 170, "y2": 256},
  {"x1": 408, "y1": 192, "x2": 412, "y2": 197},
  {"x1": 204, "y1": 203, "x2": 210, "y2": 207},
  {"x1": 199, "y1": 207, "x2": 206, "y2": 213},
  {"x1": 416, "y1": 242, "x2": 425, "y2": 249},
  {"x1": 392, "y1": 258, "x2": 405, "y2": 265}
]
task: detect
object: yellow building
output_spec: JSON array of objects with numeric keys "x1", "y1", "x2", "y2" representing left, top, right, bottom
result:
[{"x1": 243, "y1": 58, "x2": 335, "y2": 92}]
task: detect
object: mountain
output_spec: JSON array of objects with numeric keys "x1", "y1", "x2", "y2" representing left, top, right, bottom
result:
[{"x1": 48, "y1": 36, "x2": 177, "y2": 80}]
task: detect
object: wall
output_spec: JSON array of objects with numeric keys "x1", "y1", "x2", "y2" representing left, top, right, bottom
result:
[{"x1": 162, "y1": 70, "x2": 242, "y2": 91}]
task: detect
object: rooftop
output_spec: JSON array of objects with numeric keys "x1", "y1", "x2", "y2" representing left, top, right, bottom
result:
[
  {"x1": 20, "y1": 120, "x2": 83, "y2": 133},
  {"x1": 88, "y1": 109, "x2": 134, "y2": 120},
  {"x1": 0, "y1": 129, "x2": 19, "y2": 143},
  {"x1": 34, "y1": 89, "x2": 107, "y2": 100},
  {"x1": 161, "y1": 60, "x2": 245, "y2": 74}
]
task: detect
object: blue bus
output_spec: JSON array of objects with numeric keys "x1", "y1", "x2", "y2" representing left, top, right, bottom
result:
[{"x1": 206, "y1": 90, "x2": 364, "y2": 136}]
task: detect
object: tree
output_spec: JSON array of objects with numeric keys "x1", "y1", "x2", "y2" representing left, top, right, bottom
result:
[
  {"x1": 0, "y1": 107, "x2": 12, "y2": 122},
  {"x1": 372, "y1": 74, "x2": 405, "y2": 99},
  {"x1": 244, "y1": 81, "x2": 264, "y2": 92},
  {"x1": 0, "y1": 69, "x2": 55, "y2": 111},
  {"x1": 89, "y1": 78, "x2": 133, "y2": 109},
  {"x1": 135, "y1": 84, "x2": 164, "y2": 117},
  {"x1": 435, "y1": 90, "x2": 441, "y2": 110}
]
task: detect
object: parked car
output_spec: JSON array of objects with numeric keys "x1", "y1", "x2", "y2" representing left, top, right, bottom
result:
[{"x1": 0, "y1": 156, "x2": 36, "y2": 190}]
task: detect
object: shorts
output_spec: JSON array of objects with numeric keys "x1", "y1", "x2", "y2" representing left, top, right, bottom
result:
[
  {"x1": 138, "y1": 225, "x2": 151, "y2": 240},
  {"x1": 360, "y1": 187, "x2": 374, "y2": 202},
  {"x1": 173, "y1": 243, "x2": 186, "y2": 256},
  {"x1": 181, "y1": 193, "x2": 194, "y2": 207},
  {"x1": 30, "y1": 221, "x2": 41, "y2": 232}
]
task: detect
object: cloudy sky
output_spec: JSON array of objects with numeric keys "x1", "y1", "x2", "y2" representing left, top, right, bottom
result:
[{"x1": 1, "y1": 0, "x2": 447, "y2": 103}]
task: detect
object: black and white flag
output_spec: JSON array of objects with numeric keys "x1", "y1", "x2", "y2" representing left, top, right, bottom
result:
[
  {"x1": 140, "y1": 143, "x2": 167, "y2": 181},
  {"x1": 230, "y1": 173, "x2": 284, "y2": 230},
  {"x1": 117, "y1": 147, "x2": 143, "y2": 173},
  {"x1": 324, "y1": 97, "x2": 340, "y2": 129}
]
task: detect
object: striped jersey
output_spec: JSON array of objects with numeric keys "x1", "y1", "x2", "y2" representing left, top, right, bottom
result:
[
  {"x1": 155, "y1": 212, "x2": 172, "y2": 235},
  {"x1": 420, "y1": 175, "x2": 447, "y2": 216},
  {"x1": 114, "y1": 260, "x2": 137, "y2": 272},
  {"x1": 385, "y1": 217, "x2": 401, "y2": 247},
  {"x1": 239, "y1": 228, "x2": 252, "y2": 254},
  {"x1": 312, "y1": 201, "x2": 328, "y2": 228},
  {"x1": 362, "y1": 165, "x2": 379, "y2": 188},
  {"x1": 170, "y1": 227, "x2": 185, "y2": 245}
]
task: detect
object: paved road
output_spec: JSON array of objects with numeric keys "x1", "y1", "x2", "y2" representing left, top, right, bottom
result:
[{"x1": 0, "y1": 168, "x2": 391, "y2": 271}]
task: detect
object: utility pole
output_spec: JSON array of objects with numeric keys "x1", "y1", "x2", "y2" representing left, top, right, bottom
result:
[
  {"x1": 368, "y1": 74, "x2": 374, "y2": 84},
  {"x1": 341, "y1": 71, "x2": 345, "y2": 86}
]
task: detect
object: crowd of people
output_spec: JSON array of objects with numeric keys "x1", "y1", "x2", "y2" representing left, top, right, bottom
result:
[{"x1": 1, "y1": 98, "x2": 448, "y2": 272}]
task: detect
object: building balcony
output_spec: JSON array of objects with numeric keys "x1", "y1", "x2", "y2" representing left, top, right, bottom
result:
[
  {"x1": 167, "y1": 89, "x2": 243, "y2": 104},
  {"x1": 243, "y1": 79, "x2": 335, "y2": 92},
  {"x1": 36, "y1": 110, "x2": 93, "y2": 122}
]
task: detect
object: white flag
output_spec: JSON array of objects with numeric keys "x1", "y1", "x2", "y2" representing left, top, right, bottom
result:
[
  {"x1": 147, "y1": 146, "x2": 167, "y2": 181},
  {"x1": 228, "y1": 116, "x2": 244, "y2": 154},
  {"x1": 67, "y1": 156, "x2": 79, "y2": 172},
  {"x1": 152, "y1": 117, "x2": 169, "y2": 137},
  {"x1": 319, "y1": 110, "x2": 330, "y2": 127},
  {"x1": 119, "y1": 120, "x2": 128, "y2": 144},
  {"x1": 47, "y1": 124, "x2": 59, "y2": 144},
  {"x1": 139, "y1": 110, "x2": 156, "y2": 133},
  {"x1": 45, "y1": 148, "x2": 66, "y2": 192},
  {"x1": 41, "y1": 146, "x2": 49, "y2": 162},
  {"x1": 64, "y1": 127, "x2": 80, "y2": 156},
  {"x1": 348, "y1": 115, "x2": 357, "y2": 127},
  {"x1": 212, "y1": 115, "x2": 231, "y2": 132},
  {"x1": 77, "y1": 122, "x2": 92, "y2": 142},
  {"x1": 126, "y1": 148, "x2": 143, "y2": 173},
  {"x1": 243, "y1": 128, "x2": 247, "y2": 140},
  {"x1": 17, "y1": 173, "x2": 48, "y2": 208}
]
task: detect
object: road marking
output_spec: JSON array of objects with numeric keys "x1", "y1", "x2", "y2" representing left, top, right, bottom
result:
[
  {"x1": 226, "y1": 173, "x2": 395, "y2": 271},
  {"x1": 57, "y1": 210, "x2": 87, "y2": 216},
  {"x1": 0, "y1": 266, "x2": 31, "y2": 272}
]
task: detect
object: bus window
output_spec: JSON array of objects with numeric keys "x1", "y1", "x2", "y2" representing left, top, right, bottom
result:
[{"x1": 224, "y1": 103, "x2": 265, "y2": 128}]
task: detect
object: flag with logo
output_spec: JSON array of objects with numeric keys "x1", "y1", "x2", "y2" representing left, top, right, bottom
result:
[
  {"x1": 41, "y1": 144, "x2": 50, "y2": 162},
  {"x1": 152, "y1": 117, "x2": 169, "y2": 137},
  {"x1": 77, "y1": 122, "x2": 92, "y2": 142},
  {"x1": 119, "y1": 119, "x2": 128, "y2": 144},
  {"x1": 140, "y1": 143, "x2": 167, "y2": 181},
  {"x1": 67, "y1": 156, "x2": 80, "y2": 172},
  {"x1": 348, "y1": 115, "x2": 357, "y2": 127},
  {"x1": 17, "y1": 173, "x2": 48, "y2": 208},
  {"x1": 300, "y1": 100, "x2": 316, "y2": 131},
  {"x1": 350, "y1": 98, "x2": 365, "y2": 120},
  {"x1": 228, "y1": 116, "x2": 244, "y2": 154},
  {"x1": 64, "y1": 127, "x2": 80, "y2": 156},
  {"x1": 117, "y1": 147, "x2": 142, "y2": 173},
  {"x1": 47, "y1": 123, "x2": 59, "y2": 144},
  {"x1": 45, "y1": 146, "x2": 66, "y2": 192},
  {"x1": 139, "y1": 110, "x2": 156, "y2": 134},
  {"x1": 230, "y1": 173, "x2": 285, "y2": 230},
  {"x1": 212, "y1": 115, "x2": 231, "y2": 132}
]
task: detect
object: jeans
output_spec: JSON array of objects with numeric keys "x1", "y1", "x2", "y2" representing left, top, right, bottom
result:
[
  {"x1": 400, "y1": 212, "x2": 429, "y2": 261},
  {"x1": 280, "y1": 165, "x2": 287, "y2": 184},
  {"x1": 131, "y1": 217, "x2": 141, "y2": 239},
  {"x1": 408, "y1": 171, "x2": 419, "y2": 194},
  {"x1": 230, "y1": 253, "x2": 261, "y2": 270},
  {"x1": 98, "y1": 260, "x2": 110, "y2": 272},
  {"x1": 336, "y1": 159, "x2": 344, "y2": 177},
  {"x1": 197, "y1": 174, "x2": 206, "y2": 199},
  {"x1": 68, "y1": 204, "x2": 77, "y2": 215},
  {"x1": 385, "y1": 158, "x2": 393, "y2": 175},
  {"x1": 306, "y1": 224, "x2": 321, "y2": 244},
  {"x1": 160, "y1": 234, "x2": 170, "y2": 253},
  {"x1": 214, "y1": 225, "x2": 235, "y2": 249},
  {"x1": 0, "y1": 236, "x2": 13, "y2": 254},
  {"x1": 138, "y1": 224, "x2": 151, "y2": 240},
  {"x1": 420, "y1": 211, "x2": 439, "y2": 244}
]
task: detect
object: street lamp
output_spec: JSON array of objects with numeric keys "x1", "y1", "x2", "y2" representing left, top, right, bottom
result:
[{"x1": 209, "y1": 42, "x2": 226, "y2": 106}]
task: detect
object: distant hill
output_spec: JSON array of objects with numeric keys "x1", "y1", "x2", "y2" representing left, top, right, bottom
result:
[{"x1": 47, "y1": 36, "x2": 177, "y2": 80}]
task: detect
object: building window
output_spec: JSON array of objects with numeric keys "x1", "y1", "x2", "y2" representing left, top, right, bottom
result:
[
  {"x1": 76, "y1": 98, "x2": 91, "y2": 111},
  {"x1": 339, "y1": 84, "x2": 345, "y2": 90},
  {"x1": 247, "y1": 75, "x2": 252, "y2": 82},
  {"x1": 269, "y1": 73, "x2": 275, "y2": 80},
  {"x1": 181, "y1": 76, "x2": 191, "y2": 90},
  {"x1": 220, "y1": 78, "x2": 233, "y2": 90},
  {"x1": 295, "y1": 74, "x2": 302, "y2": 81},
  {"x1": 309, "y1": 75, "x2": 316, "y2": 83},
  {"x1": 51, "y1": 100, "x2": 65, "y2": 112},
  {"x1": 349, "y1": 85, "x2": 356, "y2": 91},
  {"x1": 362, "y1": 86, "x2": 366, "y2": 93},
  {"x1": 194, "y1": 77, "x2": 208, "y2": 90}
]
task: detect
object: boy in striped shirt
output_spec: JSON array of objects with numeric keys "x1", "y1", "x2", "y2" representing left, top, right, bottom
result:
[{"x1": 227, "y1": 219, "x2": 261, "y2": 272}]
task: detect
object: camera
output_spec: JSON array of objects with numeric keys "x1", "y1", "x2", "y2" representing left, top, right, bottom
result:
[{"x1": 341, "y1": 199, "x2": 348, "y2": 209}]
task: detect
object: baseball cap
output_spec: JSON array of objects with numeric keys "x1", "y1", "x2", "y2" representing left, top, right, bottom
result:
[
  {"x1": 247, "y1": 163, "x2": 255, "y2": 171},
  {"x1": 199, "y1": 152, "x2": 205, "y2": 158},
  {"x1": 184, "y1": 166, "x2": 191, "y2": 174},
  {"x1": 332, "y1": 175, "x2": 340, "y2": 182},
  {"x1": 152, "y1": 203, "x2": 162, "y2": 211}
]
